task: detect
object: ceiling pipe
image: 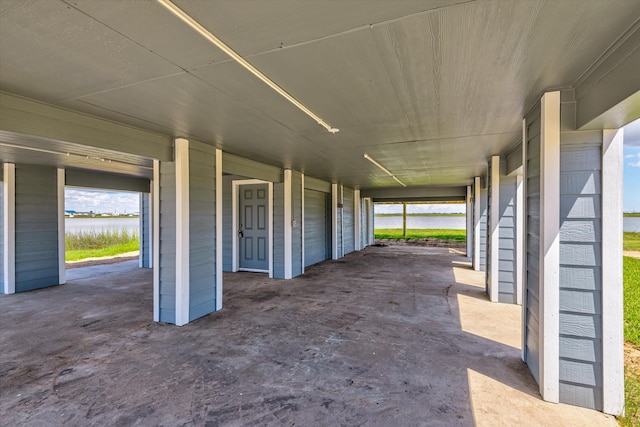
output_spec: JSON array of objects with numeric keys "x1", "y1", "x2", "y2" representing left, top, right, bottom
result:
[{"x1": 364, "y1": 153, "x2": 407, "y2": 187}]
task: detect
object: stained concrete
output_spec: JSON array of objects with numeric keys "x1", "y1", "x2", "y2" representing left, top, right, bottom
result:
[{"x1": 0, "y1": 246, "x2": 617, "y2": 426}]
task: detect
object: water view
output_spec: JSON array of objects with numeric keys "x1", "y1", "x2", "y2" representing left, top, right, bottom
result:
[
  {"x1": 375, "y1": 214, "x2": 640, "y2": 232},
  {"x1": 65, "y1": 217, "x2": 139, "y2": 234}
]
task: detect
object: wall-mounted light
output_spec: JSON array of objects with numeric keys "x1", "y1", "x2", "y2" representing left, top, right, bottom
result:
[
  {"x1": 157, "y1": 0, "x2": 339, "y2": 134},
  {"x1": 363, "y1": 154, "x2": 406, "y2": 187}
]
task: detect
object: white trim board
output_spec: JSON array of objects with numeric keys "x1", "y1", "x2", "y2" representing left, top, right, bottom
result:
[
  {"x1": 301, "y1": 173, "x2": 305, "y2": 274},
  {"x1": 331, "y1": 183, "x2": 338, "y2": 260},
  {"x1": 152, "y1": 160, "x2": 160, "y2": 322},
  {"x1": 489, "y1": 155, "x2": 500, "y2": 303},
  {"x1": 3, "y1": 163, "x2": 15, "y2": 294},
  {"x1": 521, "y1": 119, "x2": 528, "y2": 361},
  {"x1": 539, "y1": 91, "x2": 560, "y2": 403},
  {"x1": 284, "y1": 170, "x2": 292, "y2": 279},
  {"x1": 601, "y1": 128, "x2": 624, "y2": 415},
  {"x1": 174, "y1": 138, "x2": 190, "y2": 327},
  {"x1": 57, "y1": 168, "x2": 66, "y2": 285},
  {"x1": 232, "y1": 179, "x2": 274, "y2": 278},
  {"x1": 354, "y1": 189, "x2": 361, "y2": 251},
  {"x1": 466, "y1": 185, "x2": 472, "y2": 258},
  {"x1": 215, "y1": 149, "x2": 223, "y2": 311},
  {"x1": 473, "y1": 176, "x2": 481, "y2": 271}
]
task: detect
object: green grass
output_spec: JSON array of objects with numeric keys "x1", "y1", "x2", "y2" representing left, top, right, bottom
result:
[
  {"x1": 374, "y1": 228, "x2": 466, "y2": 242},
  {"x1": 622, "y1": 256, "x2": 640, "y2": 426},
  {"x1": 625, "y1": 257, "x2": 640, "y2": 346},
  {"x1": 625, "y1": 232, "x2": 640, "y2": 252},
  {"x1": 65, "y1": 229, "x2": 139, "y2": 262},
  {"x1": 624, "y1": 213, "x2": 640, "y2": 217}
]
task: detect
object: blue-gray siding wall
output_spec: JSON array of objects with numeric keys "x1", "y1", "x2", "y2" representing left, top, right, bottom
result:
[
  {"x1": 222, "y1": 175, "x2": 240, "y2": 272},
  {"x1": 558, "y1": 131, "x2": 603, "y2": 410},
  {"x1": 273, "y1": 182, "x2": 285, "y2": 278},
  {"x1": 139, "y1": 193, "x2": 151, "y2": 268},
  {"x1": 291, "y1": 171, "x2": 303, "y2": 277},
  {"x1": 189, "y1": 148, "x2": 216, "y2": 322},
  {"x1": 0, "y1": 171, "x2": 4, "y2": 293},
  {"x1": 159, "y1": 161, "x2": 176, "y2": 324},
  {"x1": 525, "y1": 106, "x2": 541, "y2": 384},
  {"x1": 479, "y1": 188, "x2": 487, "y2": 271},
  {"x1": 343, "y1": 187, "x2": 354, "y2": 254},
  {"x1": 499, "y1": 172, "x2": 517, "y2": 304},
  {"x1": 15, "y1": 165, "x2": 59, "y2": 292},
  {"x1": 336, "y1": 207, "x2": 343, "y2": 258}
]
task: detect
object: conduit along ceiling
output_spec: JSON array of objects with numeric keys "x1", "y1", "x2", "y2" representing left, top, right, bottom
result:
[{"x1": 1, "y1": 0, "x2": 639, "y2": 189}]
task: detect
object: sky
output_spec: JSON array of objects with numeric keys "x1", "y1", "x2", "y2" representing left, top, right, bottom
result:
[
  {"x1": 623, "y1": 118, "x2": 640, "y2": 212},
  {"x1": 66, "y1": 118, "x2": 640, "y2": 214}
]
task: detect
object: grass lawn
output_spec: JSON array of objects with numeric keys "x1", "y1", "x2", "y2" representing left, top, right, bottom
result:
[
  {"x1": 65, "y1": 229, "x2": 139, "y2": 262},
  {"x1": 621, "y1": 256, "x2": 640, "y2": 426},
  {"x1": 625, "y1": 232, "x2": 640, "y2": 252},
  {"x1": 374, "y1": 228, "x2": 466, "y2": 242}
]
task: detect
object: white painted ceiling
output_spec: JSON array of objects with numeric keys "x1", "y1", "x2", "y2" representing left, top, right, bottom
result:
[{"x1": 1, "y1": 0, "x2": 639, "y2": 188}]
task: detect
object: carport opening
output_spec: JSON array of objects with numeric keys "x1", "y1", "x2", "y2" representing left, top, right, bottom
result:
[
  {"x1": 373, "y1": 201, "x2": 466, "y2": 247},
  {"x1": 64, "y1": 187, "x2": 142, "y2": 269}
]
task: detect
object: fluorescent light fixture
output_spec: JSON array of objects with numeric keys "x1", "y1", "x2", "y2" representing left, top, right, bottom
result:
[
  {"x1": 363, "y1": 154, "x2": 406, "y2": 187},
  {"x1": 157, "y1": 0, "x2": 339, "y2": 134}
]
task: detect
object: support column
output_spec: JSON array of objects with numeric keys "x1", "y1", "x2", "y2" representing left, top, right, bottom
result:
[
  {"x1": 515, "y1": 174, "x2": 524, "y2": 306},
  {"x1": 488, "y1": 155, "x2": 500, "y2": 302},
  {"x1": 466, "y1": 185, "x2": 472, "y2": 258},
  {"x1": 601, "y1": 128, "x2": 624, "y2": 414},
  {"x1": 156, "y1": 138, "x2": 218, "y2": 326},
  {"x1": 3, "y1": 163, "x2": 15, "y2": 294},
  {"x1": 402, "y1": 202, "x2": 407, "y2": 238},
  {"x1": 153, "y1": 160, "x2": 160, "y2": 322}
]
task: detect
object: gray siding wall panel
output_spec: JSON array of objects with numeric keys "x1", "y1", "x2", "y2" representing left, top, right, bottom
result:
[
  {"x1": 222, "y1": 175, "x2": 239, "y2": 272},
  {"x1": 273, "y1": 183, "x2": 285, "y2": 278},
  {"x1": 291, "y1": 171, "x2": 303, "y2": 277},
  {"x1": 343, "y1": 187, "x2": 354, "y2": 255},
  {"x1": 14, "y1": 165, "x2": 59, "y2": 292},
  {"x1": 159, "y1": 162, "x2": 176, "y2": 324},
  {"x1": 498, "y1": 173, "x2": 517, "y2": 304},
  {"x1": 478, "y1": 188, "x2": 487, "y2": 271},
  {"x1": 304, "y1": 189, "x2": 329, "y2": 267},
  {"x1": 558, "y1": 134, "x2": 603, "y2": 410},
  {"x1": 188, "y1": 147, "x2": 216, "y2": 322}
]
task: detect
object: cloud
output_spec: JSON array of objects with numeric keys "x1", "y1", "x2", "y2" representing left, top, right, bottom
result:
[
  {"x1": 627, "y1": 154, "x2": 636, "y2": 158},
  {"x1": 65, "y1": 189, "x2": 139, "y2": 213},
  {"x1": 630, "y1": 160, "x2": 640, "y2": 168}
]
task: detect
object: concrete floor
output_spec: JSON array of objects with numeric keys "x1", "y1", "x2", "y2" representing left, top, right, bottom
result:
[{"x1": 0, "y1": 246, "x2": 618, "y2": 426}]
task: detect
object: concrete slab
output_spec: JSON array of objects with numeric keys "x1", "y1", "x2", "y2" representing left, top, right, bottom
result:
[{"x1": 0, "y1": 246, "x2": 618, "y2": 426}]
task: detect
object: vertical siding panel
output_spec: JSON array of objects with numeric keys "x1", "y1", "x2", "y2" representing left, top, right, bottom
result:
[
  {"x1": 159, "y1": 162, "x2": 176, "y2": 324},
  {"x1": 188, "y1": 148, "x2": 216, "y2": 321},
  {"x1": 140, "y1": 193, "x2": 151, "y2": 268},
  {"x1": 291, "y1": 171, "x2": 303, "y2": 277},
  {"x1": 499, "y1": 173, "x2": 517, "y2": 303},
  {"x1": 525, "y1": 105, "x2": 541, "y2": 384},
  {"x1": 478, "y1": 188, "x2": 487, "y2": 271},
  {"x1": 14, "y1": 165, "x2": 59, "y2": 292},
  {"x1": 222, "y1": 175, "x2": 238, "y2": 272}
]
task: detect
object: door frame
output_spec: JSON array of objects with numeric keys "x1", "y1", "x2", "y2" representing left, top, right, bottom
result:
[{"x1": 232, "y1": 179, "x2": 273, "y2": 278}]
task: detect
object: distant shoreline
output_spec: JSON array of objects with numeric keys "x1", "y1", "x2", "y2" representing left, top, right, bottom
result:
[
  {"x1": 375, "y1": 213, "x2": 464, "y2": 217},
  {"x1": 66, "y1": 215, "x2": 140, "y2": 219},
  {"x1": 626, "y1": 213, "x2": 640, "y2": 217}
]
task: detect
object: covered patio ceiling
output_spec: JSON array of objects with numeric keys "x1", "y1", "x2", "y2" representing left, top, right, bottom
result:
[{"x1": 1, "y1": 0, "x2": 639, "y2": 187}]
